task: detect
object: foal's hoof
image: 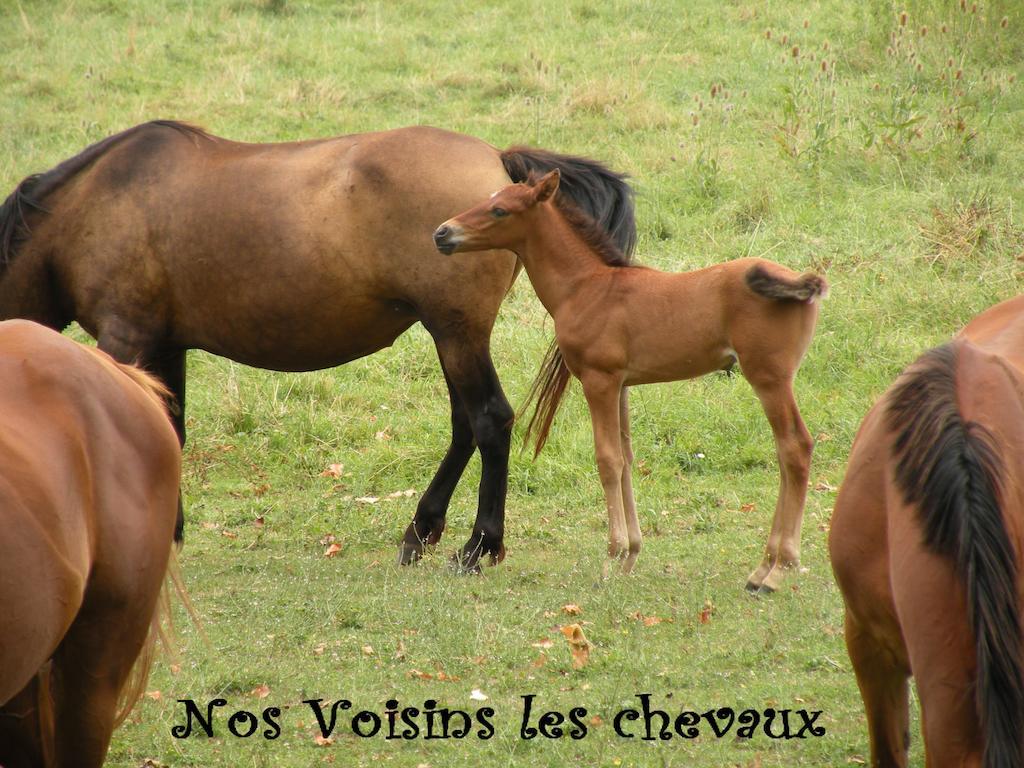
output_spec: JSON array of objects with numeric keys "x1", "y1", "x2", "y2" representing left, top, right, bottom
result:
[{"x1": 745, "y1": 580, "x2": 776, "y2": 597}]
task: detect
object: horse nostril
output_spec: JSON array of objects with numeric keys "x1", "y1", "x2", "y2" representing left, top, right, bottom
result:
[{"x1": 434, "y1": 225, "x2": 451, "y2": 241}]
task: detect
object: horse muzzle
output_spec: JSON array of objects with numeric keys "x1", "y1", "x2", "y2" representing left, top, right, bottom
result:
[{"x1": 433, "y1": 222, "x2": 464, "y2": 255}]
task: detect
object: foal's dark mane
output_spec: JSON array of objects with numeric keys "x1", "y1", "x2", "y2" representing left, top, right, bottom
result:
[
  {"x1": 0, "y1": 120, "x2": 210, "y2": 270},
  {"x1": 887, "y1": 341, "x2": 1024, "y2": 768}
]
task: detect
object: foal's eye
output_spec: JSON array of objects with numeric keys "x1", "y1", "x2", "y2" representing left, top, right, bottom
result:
[{"x1": 491, "y1": 207, "x2": 508, "y2": 218}]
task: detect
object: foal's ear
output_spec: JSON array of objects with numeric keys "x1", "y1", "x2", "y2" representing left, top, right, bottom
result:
[{"x1": 533, "y1": 169, "x2": 561, "y2": 203}]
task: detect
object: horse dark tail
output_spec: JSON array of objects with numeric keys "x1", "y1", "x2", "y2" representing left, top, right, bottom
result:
[
  {"x1": 745, "y1": 264, "x2": 829, "y2": 303},
  {"x1": 501, "y1": 146, "x2": 636, "y2": 455},
  {"x1": 887, "y1": 342, "x2": 1024, "y2": 768}
]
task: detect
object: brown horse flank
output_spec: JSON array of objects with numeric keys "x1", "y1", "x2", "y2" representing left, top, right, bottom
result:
[
  {"x1": 434, "y1": 171, "x2": 826, "y2": 588},
  {"x1": 0, "y1": 120, "x2": 635, "y2": 570},
  {"x1": 830, "y1": 295, "x2": 1024, "y2": 768},
  {"x1": 0, "y1": 320, "x2": 181, "y2": 768}
]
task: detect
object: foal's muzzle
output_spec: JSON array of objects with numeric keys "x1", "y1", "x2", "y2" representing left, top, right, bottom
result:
[{"x1": 433, "y1": 222, "x2": 461, "y2": 255}]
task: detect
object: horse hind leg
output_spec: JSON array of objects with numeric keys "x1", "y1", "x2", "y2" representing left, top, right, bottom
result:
[
  {"x1": 744, "y1": 375, "x2": 813, "y2": 594},
  {"x1": 619, "y1": 387, "x2": 642, "y2": 573},
  {"x1": 845, "y1": 615, "x2": 911, "y2": 768},
  {"x1": 48, "y1": 608, "x2": 155, "y2": 768},
  {"x1": 580, "y1": 372, "x2": 630, "y2": 576},
  {"x1": 98, "y1": 331, "x2": 188, "y2": 542}
]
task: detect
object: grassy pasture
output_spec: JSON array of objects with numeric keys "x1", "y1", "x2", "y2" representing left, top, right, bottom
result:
[{"x1": 2, "y1": 0, "x2": 1023, "y2": 765}]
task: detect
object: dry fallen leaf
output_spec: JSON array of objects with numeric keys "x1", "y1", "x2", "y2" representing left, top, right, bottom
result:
[
  {"x1": 250, "y1": 684, "x2": 271, "y2": 699},
  {"x1": 469, "y1": 689, "x2": 488, "y2": 701},
  {"x1": 531, "y1": 639, "x2": 554, "y2": 650},
  {"x1": 253, "y1": 516, "x2": 265, "y2": 529},
  {"x1": 361, "y1": 645, "x2": 374, "y2": 656},
  {"x1": 740, "y1": 502, "x2": 756, "y2": 513},
  {"x1": 314, "y1": 734, "x2": 334, "y2": 746},
  {"x1": 324, "y1": 543, "x2": 342, "y2": 558},
  {"x1": 409, "y1": 669, "x2": 433, "y2": 680},
  {"x1": 560, "y1": 624, "x2": 593, "y2": 669},
  {"x1": 221, "y1": 529, "x2": 238, "y2": 540},
  {"x1": 561, "y1": 603, "x2": 582, "y2": 616},
  {"x1": 698, "y1": 599, "x2": 715, "y2": 625},
  {"x1": 354, "y1": 496, "x2": 380, "y2": 505},
  {"x1": 320, "y1": 463, "x2": 345, "y2": 478},
  {"x1": 144, "y1": 690, "x2": 162, "y2": 701}
]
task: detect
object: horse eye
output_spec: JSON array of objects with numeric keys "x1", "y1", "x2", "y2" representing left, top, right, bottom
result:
[{"x1": 491, "y1": 207, "x2": 508, "y2": 218}]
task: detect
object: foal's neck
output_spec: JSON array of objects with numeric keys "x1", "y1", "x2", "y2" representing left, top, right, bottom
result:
[{"x1": 518, "y1": 204, "x2": 614, "y2": 318}]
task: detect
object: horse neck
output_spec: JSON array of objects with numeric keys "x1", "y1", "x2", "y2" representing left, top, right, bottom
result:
[{"x1": 518, "y1": 205, "x2": 611, "y2": 317}]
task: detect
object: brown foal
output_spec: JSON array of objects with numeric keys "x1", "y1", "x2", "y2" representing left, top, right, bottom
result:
[{"x1": 435, "y1": 171, "x2": 826, "y2": 590}]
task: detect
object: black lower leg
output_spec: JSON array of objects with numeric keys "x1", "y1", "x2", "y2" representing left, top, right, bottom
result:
[
  {"x1": 453, "y1": 360, "x2": 513, "y2": 572},
  {"x1": 398, "y1": 374, "x2": 476, "y2": 564}
]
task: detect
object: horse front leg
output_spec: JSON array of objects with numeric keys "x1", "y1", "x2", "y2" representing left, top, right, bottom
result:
[
  {"x1": 580, "y1": 371, "x2": 629, "y2": 576},
  {"x1": 398, "y1": 365, "x2": 475, "y2": 565},
  {"x1": 405, "y1": 335, "x2": 513, "y2": 573}
]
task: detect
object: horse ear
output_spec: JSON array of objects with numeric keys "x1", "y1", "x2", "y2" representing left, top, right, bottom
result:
[{"x1": 533, "y1": 169, "x2": 561, "y2": 203}]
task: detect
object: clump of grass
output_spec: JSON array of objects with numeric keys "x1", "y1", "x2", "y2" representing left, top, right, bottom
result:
[
  {"x1": 682, "y1": 81, "x2": 738, "y2": 203},
  {"x1": 765, "y1": 19, "x2": 839, "y2": 174},
  {"x1": 862, "y1": 4, "x2": 1015, "y2": 159},
  {"x1": 919, "y1": 193, "x2": 1024, "y2": 266}
]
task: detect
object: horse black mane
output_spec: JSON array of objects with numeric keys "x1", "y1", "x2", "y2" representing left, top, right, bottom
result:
[
  {"x1": 549, "y1": 184, "x2": 635, "y2": 267},
  {"x1": 500, "y1": 146, "x2": 636, "y2": 264},
  {"x1": 0, "y1": 120, "x2": 209, "y2": 269}
]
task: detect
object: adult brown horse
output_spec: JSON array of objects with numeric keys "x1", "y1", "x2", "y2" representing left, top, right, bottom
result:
[
  {"x1": 0, "y1": 120, "x2": 635, "y2": 570},
  {"x1": 830, "y1": 295, "x2": 1024, "y2": 767},
  {"x1": 0, "y1": 320, "x2": 181, "y2": 768},
  {"x1": 434, "y1": 171, "x2": 825, "y2": 589}
]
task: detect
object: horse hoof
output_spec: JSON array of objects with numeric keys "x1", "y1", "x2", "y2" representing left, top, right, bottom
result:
[
  {"x1": 396, "y1": 542, "x2": 422, "y2": 566},
  {"x1": 449, "y1": 552, "x2": 483, "y2": 575}
]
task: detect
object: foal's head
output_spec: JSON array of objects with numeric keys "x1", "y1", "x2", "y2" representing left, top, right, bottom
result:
[{"x1": 433, "y1": 170, "x2": 560, "y2": 255}]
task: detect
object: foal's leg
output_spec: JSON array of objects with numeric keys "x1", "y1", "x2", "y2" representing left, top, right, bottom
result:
[
  {"x1": 619, "y1": 387, "x2": 642, "y2": 572},
  {"x1": 580, "y1": 371, "x2": 629, "y2": 574},
  {"x1": 745, "y1": 376, "x2": 813, "y2": 593}
]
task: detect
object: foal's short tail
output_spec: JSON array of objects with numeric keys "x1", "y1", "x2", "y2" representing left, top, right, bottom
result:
[
  {"x1": 745, "y1": 264, "x2": 829, "y2": 303},
  {"x1": 501, "y1": 147, "x2": 637, "y2": 455},
  {"x1": 887, "y1": 342, "x2": 1024, "y2": 768}
]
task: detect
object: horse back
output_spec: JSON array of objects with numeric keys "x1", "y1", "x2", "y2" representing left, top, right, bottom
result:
[{"x1": 9, "y1": 122, "x2": 516, "y2": 366}]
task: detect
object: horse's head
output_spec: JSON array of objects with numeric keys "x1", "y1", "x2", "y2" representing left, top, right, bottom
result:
[{"x1": 433, "y1": 170, "x2": 560, "y2": 255}]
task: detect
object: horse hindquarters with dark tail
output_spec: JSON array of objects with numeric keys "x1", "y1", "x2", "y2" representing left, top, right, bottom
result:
[
  {"x1": 831, "y1": 338, "x2": 1024, "y2": 767},
  {"x1": 0, "y1": 121, "x2": 635, "y2": 571},
  {"x1": 0, "y1": 320, "x2": 182, "y2": 768}
]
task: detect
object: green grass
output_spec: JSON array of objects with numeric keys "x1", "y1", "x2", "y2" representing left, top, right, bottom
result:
[{"x1": 2, "y1": 0, "x2": 1023, "y2": 765}]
